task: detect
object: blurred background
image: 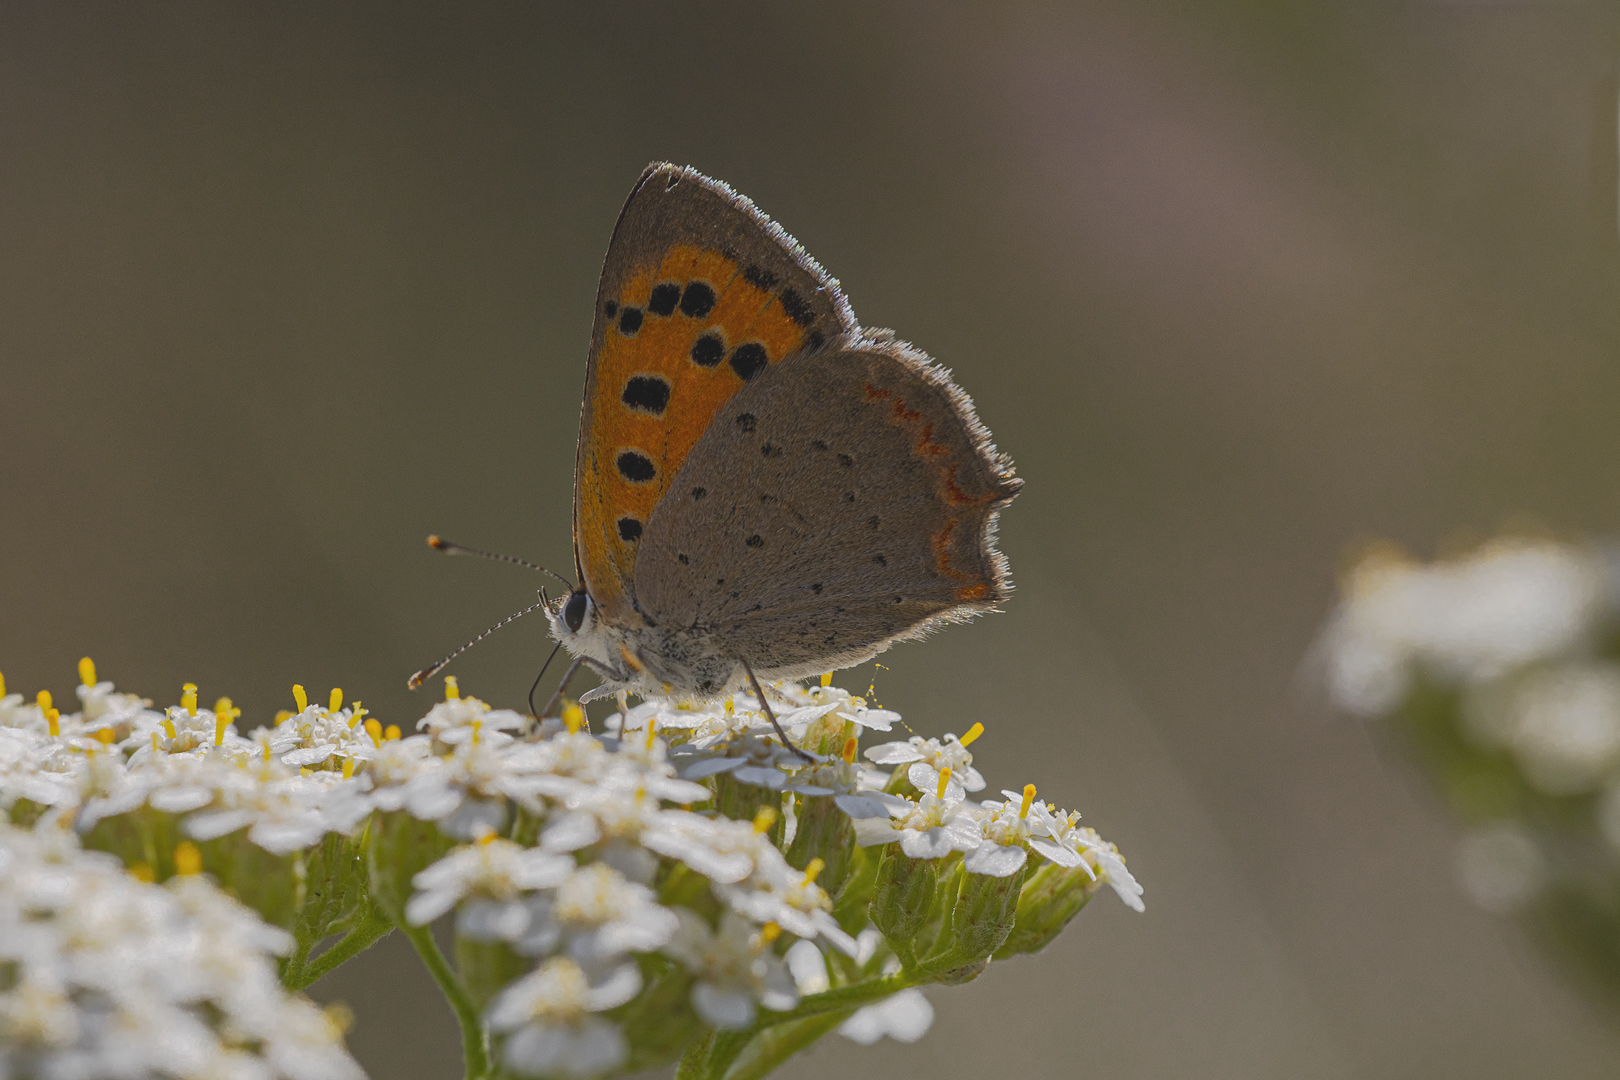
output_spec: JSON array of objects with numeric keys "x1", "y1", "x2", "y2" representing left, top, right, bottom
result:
[{"x1": 3, "y1": 3, "x2": 1620, "y2": 1077}]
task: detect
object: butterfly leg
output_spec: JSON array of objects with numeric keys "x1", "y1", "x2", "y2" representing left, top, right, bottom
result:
[{"x1": 741, "y1": 659, "x2": 815, "y2": 764}]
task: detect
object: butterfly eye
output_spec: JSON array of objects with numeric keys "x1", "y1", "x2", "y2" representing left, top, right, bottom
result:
[{"x1": 563, "y1": 590, "x2": 590, "y2": 633}]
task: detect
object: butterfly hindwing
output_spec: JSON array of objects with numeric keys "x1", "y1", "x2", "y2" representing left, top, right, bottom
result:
[
  {"x1": 574, "y1": 163, "x2": 855, "y2": 622},
  {"x1": 636, "y1": 332, "x2": 1021, "y2": 681}
]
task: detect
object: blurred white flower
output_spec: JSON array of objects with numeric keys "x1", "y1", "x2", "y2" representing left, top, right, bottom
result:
[
  {"x1": 839, "y1": 988, "x2": 934, "y2": 1045},
  {"x1": 1326, "y1": 541, "x2": 1613, "y2": 715},
  {"x1": 487, "y1": 957, "x2": 638, "y2": 1079},
  {"x1": 1456, "y1": 823, "x2": 1545, "y2": 914},
  {"x1": 0, "y1": 822, "x2": 363, "y2": 1080},
  {"x1": 661, "y1": 910, "x2": 798, "y2": 1029}
]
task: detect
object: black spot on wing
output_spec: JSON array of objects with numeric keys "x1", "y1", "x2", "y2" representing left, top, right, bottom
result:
[
  {"x1": 616, "y1": 451, "x2": 656, "y2": 483},
  {"x1": 604, "y1": 300, "x2": 618, "y2": 318},
  {"x1": 730, "y1": 343, "x2": 767, "y2": 380},
  {"x1": 617, "y1": 307, "x2": 643, "y2": 335},
  {"x1": 680, "y1": 282, "x2": 717, "y2": 318},
  {"x1": 618, "y1": 517, "x2": 643, "y2": 542},
  {"x1": 743, "y1": 264, "x2": 779, "y2": 289},
  {"x1": 779, "y1": 287, "x2": 814, "y2": 326},
  {"x1": 622, "y1": 375, "x2": 671, "y2": 415},
  {"x1": 736, "y1": 413, "x2": 756, "y2": 433},
  {"x1": 691, "y1": 333, "x2": 724, "y2": 367},
  {"x1": 746, "y1": 535, "x2": 764, "y2": 548},
  {"x1": 648, "y1": 283, "x2": 680, "y2": 316}
]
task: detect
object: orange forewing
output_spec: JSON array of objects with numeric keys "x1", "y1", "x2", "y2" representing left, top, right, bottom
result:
[{"x1": 576, "y1": 243, "x2": 817, "y2": 621}]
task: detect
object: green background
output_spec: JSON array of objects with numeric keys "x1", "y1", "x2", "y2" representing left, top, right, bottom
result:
[{"x1": 4, "y1": 4, "x2": 1620, "y2": 1077}]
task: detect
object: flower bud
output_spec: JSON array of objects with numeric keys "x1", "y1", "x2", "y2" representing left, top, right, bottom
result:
[
  {"x1": 939, "y1": 860, "x2": 1029, "y2": 977},
  {"x1": 367, "y1": 809, "x2": 456, "y2": 925},
  {"x1": 871, "y1": 848, "x2": 940, "y2": 964},
  {"x1": 993, "y1": 859, "x2": 1104, "y2": 960},
  {"x1": 786, "y1": 794, "x2": 855, "y2": 900},
  {"x1": 613, "y1": 960, "x2": 705, "y2": 1073}
]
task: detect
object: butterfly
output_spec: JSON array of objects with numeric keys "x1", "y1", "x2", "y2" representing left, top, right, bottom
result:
[{"x1": 546, "y1": 163, "x2": 1020, "y2": 711}]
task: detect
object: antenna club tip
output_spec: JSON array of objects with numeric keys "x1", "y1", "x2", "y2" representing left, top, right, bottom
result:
[
  {"x1": 427, "y1": 535, "x2": 445, "y2": 549},
  {"x1": 406, "y1": 671, "x2": 429, "y2": 690}
]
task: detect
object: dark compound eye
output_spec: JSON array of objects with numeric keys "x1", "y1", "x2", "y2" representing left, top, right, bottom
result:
[{"x1": 563, "y1": 590, "x2": 589, "y2": 633}]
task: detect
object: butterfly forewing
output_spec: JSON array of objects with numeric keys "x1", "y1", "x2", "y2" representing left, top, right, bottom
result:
[{"x1": 574, "y1": 164, "x2": 854, "y2": 622}]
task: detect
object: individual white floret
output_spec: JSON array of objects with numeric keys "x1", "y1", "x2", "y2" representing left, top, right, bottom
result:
[
  {"x1": 851, "y1": 787, "x2": 980, "y2": 860},
  {"x1": 487, "y1": 957, "x2": 639, "y2": 1079},
  {"x1": 405, "y1": 835, "x2": 574, "y2": 927},
  {"x1": 864, "y1": 733, "x2": 985, "y2": 794},
  {"x1": 517, "y1": 862, "x2": 679, "y2": 963},
  {"x1": 660, "y1": 910, "x2": 798, "y2": 1030}
]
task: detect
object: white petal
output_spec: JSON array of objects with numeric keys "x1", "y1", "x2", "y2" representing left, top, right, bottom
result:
[
  {"x1": 964, "y1": 843, "x2": 1028, "y2": 877},
  {"x1": 184, "y1": 810, "x2": 252, "y2": 841},
  {"x1": 541, "y1": 813, "x2": 600, "y2": 853},
  {"x1": 1029, "y1": 838, "x2": 1088, "y2": 871},
  {"x1": 834, "y1": 794, "x2": 895, "y2": 820},
  {"x1": 852, "y1": 709, "x2": 900, "y2": 731},
  {"x1": 150, "y1": 785, "x2": 216, "y2": 813},
  {"x1": 732, "y1": 766, "x2": 789, "y2": 789},
  {"x1": 899, "y1": 827, "x2": 955, "y2": 860},
  {"x1": 585, "y1": 964, "x2": 643, "y2": 1011},
  {"x1": 692, "y1": 983, "x2": 756, "y2": 1030},
  {"x1": 851, "y1": 817, "x2": 900, "y2": 847},
  {"x1": 864, "y1": 743, "x2": 923, "y2": 765},
  {"x1": 839, "y1": 989, "x2": 934, "y2": 1045},
  {"x1": 405, "y1": 886, "x2": 460, "y2": 927}
]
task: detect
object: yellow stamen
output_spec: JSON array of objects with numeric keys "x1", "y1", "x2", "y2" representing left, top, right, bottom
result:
[
  {"x1": 262, "y1": 740, "x2": 272, "y2": 761},
  {"x1": 181, "y1": 683, "x2": 198, "y2": 717},
  {"x1": 35, "y1": 690, "x2": 51, "y2": 713},
  {"x1": 364, "y1": 718, "x2": 383, "y2": 746},
  {"x1": 646, "y1": 718, "x2": 658, "y2": 750},
  {"x1": 0, "y1": 671, "x2": 6, "y2": 696},
  {"x1": 476, "y1": 829, "x2": 499, "y2": 846},
  {"x1": 936, "y1": 767, "x2": 952, "y2": 799},
  {"x1": 562, "y1": 703, "x2": 584, "y2": 735},
  {"x1": 959, "y1": 722, "x2": 984, "y2": 747},
  {"x1": 384, "y1": 724, "x2": 401, "y2": 742},
  {"x1": 300, "y1": 766, "x2": 311, "y2": 776},
  {"x1": 347, "y1": 702, "x2": 365, "y2": 729},
  {"x1": 293, "y1": 684, "x2": 308, "y2": 712},
  {"x1": 752, "y1": 806, "x2": 778, "y2": 833},
  {"x1": 95, "y1": 728, "x2": 115, "y2": 747},
  {"x1": 1019, "y1": 783, "x2": 1036, "y2": 819},
  {"x1": 820, "y1": 672, "x2": 833, "y2": 688},
  {"x1": 78, "y1": 656, "x2": 97, "y2": 687},
  {"x1": 151, "y1": 732, "x2": 160, "y2": 753},
  {"x1": 341, "y1": 755, "x2": 356, "y2": 779},
  {"x1": 444, "y1": 676, "x2": 459, "y2": 701},
  {"x1": 274, "y1": 709, "x2": 293, "y2": 725},
  {"x1": 725, "y1": 698, "x2": 735, "y2": 717},
  {"x1": 162, "y1": 717, "x2": 177, "y2": 739},
  {"x1": 130, "y1": 862, "x2": 155, "y2": 883},
  {"x1": 329, "y1": 687, "x2": 343, "y2": 712},
  {"x1": 46, "y1": 709, "x2": 59, "y2": 738},
  {"x1": 841, "y1": 735, "x2": 858, "y2": 764},
  {"x1": 470, "y1": 719, "x2": 481, "y2": 745},
  {"x1": 213, "y1": 698, "x2": 237, "y2": 747},
  {"x1": 173, "y1": 842, "x2": 202, "y2": 877},
  {"x1": 803, "y1": 857, "x2": 825, "y2": 884},
  {"x1": 758, "y1": 922, "x2": 782, "y2": 946}
]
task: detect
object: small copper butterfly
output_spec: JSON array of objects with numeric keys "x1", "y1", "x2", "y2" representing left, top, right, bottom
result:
[{"x1": 547, "y1": 163, "x2": 1020, "y2": 709}]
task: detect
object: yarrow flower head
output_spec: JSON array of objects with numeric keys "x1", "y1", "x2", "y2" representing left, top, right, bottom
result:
[{"x1": 0, "y1": 659, "x2": 1135, "y2": 1079}]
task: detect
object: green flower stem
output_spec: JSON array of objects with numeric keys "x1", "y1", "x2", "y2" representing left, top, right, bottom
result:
[
  {"x1": 675, "y1": 1031, "x2": 716, "y2": 1080},
  {"x1": 702, "y1": 973, "x2": 915, "y2": 1079},
  {"x1": 284, "y1": 909, "x2": 394, "y2": 991},
  {"x1": 723, "y1": 1010, "x2": 856, "y2": 1080},
  {"x1": 401, "y1": 923, "x2": 489, "y2": 1080}
]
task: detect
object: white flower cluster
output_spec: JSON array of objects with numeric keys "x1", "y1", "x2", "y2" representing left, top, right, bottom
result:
[
  {"x1": 1323, "y1": 538, "x2": 1620, "y2": 912},
  {"x1": 0, "y1": 662, "x2": 1138, "y2": 1079},
  {"x1": 0, "y1": 820, "x2": 362, "y2": 1080}
]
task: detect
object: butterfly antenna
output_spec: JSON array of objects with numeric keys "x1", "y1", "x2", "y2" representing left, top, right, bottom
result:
[
  {"x1": 426, "y1": 535, "x2": 574, "y2": 588},
  {"x1": 407, "y1": 595, "x2": 552, "y2": 690}
]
